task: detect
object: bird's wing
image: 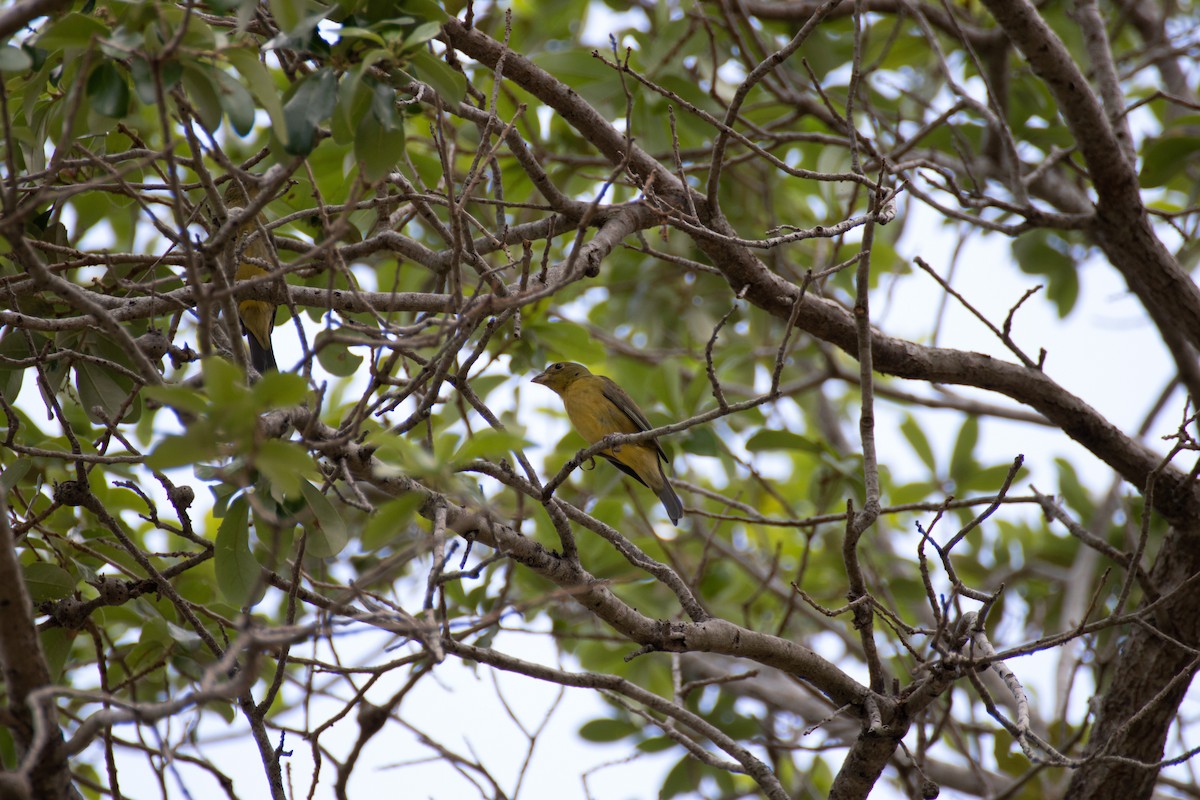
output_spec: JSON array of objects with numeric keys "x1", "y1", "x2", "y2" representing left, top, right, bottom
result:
[
  {"x1": 598, "y1": 453, "x2": 650, "y2": 488},
  {"x1": 599, "y1": 376, "x2": 669, "y2": 463}
]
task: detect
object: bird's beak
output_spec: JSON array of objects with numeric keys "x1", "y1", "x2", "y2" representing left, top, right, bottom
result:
[{"x1": 531, "y1": 370, "x2": 548, "y2": 385}]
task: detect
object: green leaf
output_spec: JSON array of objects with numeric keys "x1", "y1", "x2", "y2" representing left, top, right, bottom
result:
[
  {"x1": 203, "y1": 0, "x2": 245, "y2": 12},
  {"x1": 578, "y1": 718, "x2": 638, "y2": 742},
  {"x1": 745, "y1": 429, "x2": 824, "y2": 454},
  {"x1": 993, "y1": 732, "x2": 1028, "y2": 776},
  {"x1": 408, "y1": 49, "x2": 465, "y2": 106},
  {"x1": 682, "y1": 426, "x2": 719, "y2": 457},
  {"x1": 251, "y1": 499, "x2": 295, "y2": 556},
  {"x1": 141, "y1": 383, "x2": 209, "y2": 416},
  {"x1": 146, "y1": 430, "x2": 218, "y2": 471},
  {"x1": 1055, "y1": 457, "x2": 1094, "y2": 517},
  {"x1": 889, "y1": 479, "x2": 942, "y2": 506},
  {"x1": 333, "y1": 60, "x2": 384, "y2": 146},
  {"x1": 165, "y1": 620, "x2": 203, "y2": 645},
  {"x1": 210, "y1": 700, "x2": 237, "y2": 724},
  {"x1": 126, "y1": 638, "x2": 168, "y2": 676},
  {"x1": 254, "y1": 439, "x2": 312, "y2": 498},
  {"x1": 526, "y1": 321, "x2": 604, "y2": 364},
  {"x1": 214, "y1": 496, "x2": 263, "y2": 606},
  {"x1": 961, "y1": 463, "x2": 1021, "y2": 493},
  {"x1": 225, "y1": 48, "x2": 288, "y2": 146},
  {"x1": 530, "y1": 49, "x2": 614, "y2": 86},
  {"x1": 452, "y1": 428, "x2": 531, "y2": 465},
  {"x1": 401, "y1": 21, "x2": 442, "y2": 51},
  {"x1": 1012, "y1": 232, "x2": 1079, "y2": 317},
  {"x1": 203, "y1": 356, "x2": 248, "y2": 406},
  {"x1": 361, "y1": 493, "x2": 424, "y2": 550},
  {"x1": 367, "y1": 428, "x2": 440, "y2": 476},
  {"x1": 1139, "y1": 135, "x2": 1200, "y2": 189},
  {"x1": 213, "y1": 69, "x2": 257, "y2": 136},
  {"x1": 0, "y1": 330, "x2": 32, "y2": 403},
  {"x1": 40, "y1": 628, "x2": 72, "y2": 682},
  {"x1": 397, "y1": 0, "x2": 450, "y2": 22},
  {"x1": 635, "y1": 735, "x2": 676, "y2": 753},
  {"x1": 332, "y1": 63, "x2": 374, "y2": 145},
  {"x1": 36, "y1": 13, "x2": 110, "y2": 52},
  {"x1": 370, "y1": 81, "x2": 402, "y2": 131},
  {"x1": 23, "y1": 562, "x2": 77, "y2": 603},
  {"x1": 661, "y1": 756, "x2": 700, "y2": 799},
  {"x1": 314, "y1": 331, "x2": 364, "y2": 377},
  {"x1": 300, "y1": 480, "x2": 348, "y2": 558},
  {"x1": 268, "y1": 0, "x2": 309, "y2": 35},
  {"x1": 264, "y1": 6, "x2": 330, "y2": 50},
  {"x1": 0, "y1": 460, "x2": 31, "y2": 493},
  {"x1": 181, "y1": 64, "x2": 224, "y2": 133},
  {"x1": 899, "y1": 414, "x2": 937, "y2": 473},
  {"x1": 86, "y1": 63, "x2": 130, "y2": 118},
  {"x1": 75, "y1": 360, "x2": 135, "y2": 423},
  {"x1": 355, "y1": 108, "x2": 406, "y2": 181},
  {"x1": 129, "y1": 57, "x2": 182, "y2": 105},
  {"x1": 283, "y1": 67, "x2": 338, "y2": 155},
  {"x1": 948, "y1": 416, "x2": 979, "y2": 486},
  {"x1": 138, "y1": 617, "x2": 171, "y2": 646},
  {"x1": 337, "y1": 26, "x2": 387, "y2": 46},
  {"x1": 467, "y1": 374, "x2": 508, "y2": 400},
  {"x1": 250, "y1": 371, "x2": 309, "y2": 410}
]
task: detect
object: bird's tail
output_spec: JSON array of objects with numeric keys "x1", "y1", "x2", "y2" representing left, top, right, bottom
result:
[
  {"x1": 657, "y1": 479, "x2": 684, "y2": 525},
  {"x1": 247, "y1": 328, "x2": 277, "y2": 373},
  {"x1": 238, "y1": 299, "x2": 277, "y2": 374}
]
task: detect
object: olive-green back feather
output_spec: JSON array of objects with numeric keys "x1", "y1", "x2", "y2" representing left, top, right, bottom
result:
[{"x1": 598, "y1": 376, "x2": 669, "y2": 463}]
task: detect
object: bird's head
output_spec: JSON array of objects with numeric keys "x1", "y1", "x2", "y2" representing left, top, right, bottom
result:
[{"x1": 532, "y1": 362, "x2": 592, "y2": 394}]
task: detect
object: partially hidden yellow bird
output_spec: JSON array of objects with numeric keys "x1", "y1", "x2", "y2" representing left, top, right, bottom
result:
[
  {"x1": 224, "y1": 180, "x2": 277, "y2": 373},
  {"x1": 532, "y1": 362, "x2": 684, "y2": 525}
]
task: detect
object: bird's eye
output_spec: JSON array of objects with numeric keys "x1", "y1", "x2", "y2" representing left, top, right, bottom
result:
[{"x1": 553, "y1": 363, "x2": 562, "y2": 370}]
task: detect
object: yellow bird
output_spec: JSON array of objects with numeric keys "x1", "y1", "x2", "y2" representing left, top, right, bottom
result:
[
  {"x1": 224, "y1": 181, "x2": 277, "y2": 373},
  {"x1": 532, "y1": 362, "x2": 684, "y2": 525}
]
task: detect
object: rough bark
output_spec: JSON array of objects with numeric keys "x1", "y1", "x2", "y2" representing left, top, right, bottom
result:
[
  {"x1": 1065, "y1": 522, "x2": 1200, "y2": 799},
  {"x1": 0, "y1": 498, "x2": 75, "y2": 800}
]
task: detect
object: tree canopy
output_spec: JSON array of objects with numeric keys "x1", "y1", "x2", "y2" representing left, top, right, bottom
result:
[{"x1": 1, "y1": 0, "x2": 1199, "y2": 798}]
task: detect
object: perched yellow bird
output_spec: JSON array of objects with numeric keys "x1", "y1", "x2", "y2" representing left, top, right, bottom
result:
[
  {"x1": 224, "y1": 181, "x2": 277, "y2": 373},
  {"x1": 532, "y1": 362, "x2": 684, "y2": 524}
]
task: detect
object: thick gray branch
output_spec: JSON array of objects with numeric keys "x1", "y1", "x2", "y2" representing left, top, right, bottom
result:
[{"x1": 978, "y1": 0, "x2": 1200, "y2": 370}]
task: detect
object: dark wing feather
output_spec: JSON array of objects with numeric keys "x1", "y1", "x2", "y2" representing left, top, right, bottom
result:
[
  {"x1": 598, "y1": 453, "x2": 649, "y2": 488},
  {"x1": 246, "y1": 331, "x2": 277, "y2": 373},
  {"x1": 599, "y1": 376, "x2": 669, "y2": 463}
]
